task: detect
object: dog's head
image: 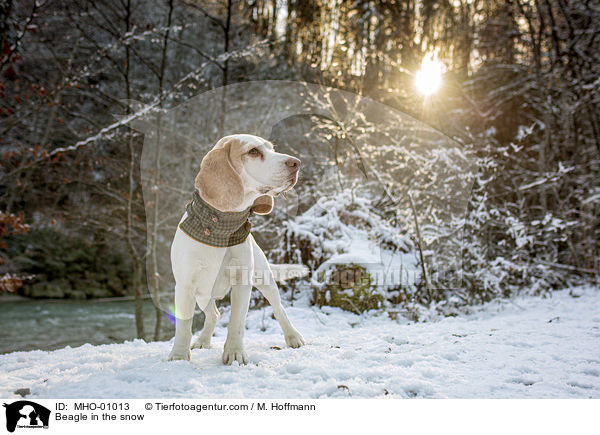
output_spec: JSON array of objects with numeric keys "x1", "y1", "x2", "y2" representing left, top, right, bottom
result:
[{"x1": 195, "y1": 134, "x2": 301, "y2": 214}]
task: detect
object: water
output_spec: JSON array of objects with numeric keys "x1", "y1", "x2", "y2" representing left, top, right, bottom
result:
[{"x1": 0, "y1": 296, "x2": 205, "y2": 354}]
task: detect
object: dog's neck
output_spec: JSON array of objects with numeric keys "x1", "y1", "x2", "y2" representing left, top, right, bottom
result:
[{"x1": 197, "y1": 189, "x2": 260, "y2": 213}]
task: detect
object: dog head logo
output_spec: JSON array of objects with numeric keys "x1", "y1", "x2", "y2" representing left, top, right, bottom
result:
[{"x1": 3, "y1": 401, "x2": 50, "y2": 433}]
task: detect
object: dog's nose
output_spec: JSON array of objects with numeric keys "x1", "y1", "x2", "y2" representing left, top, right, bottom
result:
[{"x1": 286, "y1": 157, "x2": 301, "y2": 171}]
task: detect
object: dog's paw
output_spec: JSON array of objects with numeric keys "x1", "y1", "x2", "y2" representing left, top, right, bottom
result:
[
  {"x1": 191, "y1": 336, "x2": 211, "y2": 349},
  {"x1": 222, "y1": 342, "x2": 248, "y2": 365},
  {"x1": 285, "y1": 330, "x2": 305, "y2": 348},
  {"x1": 168, "y1": 348, "x2": 191, "y2": 361}
]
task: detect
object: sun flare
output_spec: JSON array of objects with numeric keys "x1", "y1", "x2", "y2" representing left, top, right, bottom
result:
[{"x1": 414, "y1": 54, "x2": 443, "y2": 95}]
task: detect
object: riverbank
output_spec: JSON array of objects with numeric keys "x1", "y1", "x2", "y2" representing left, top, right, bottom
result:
[{"x1": 0, "y1": 297, "x2": 191, "y2": 354}]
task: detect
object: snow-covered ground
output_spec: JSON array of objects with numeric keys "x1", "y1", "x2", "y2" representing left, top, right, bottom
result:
[{"x1": 1, "y1": 286, "x2": 599, "y2": 399}]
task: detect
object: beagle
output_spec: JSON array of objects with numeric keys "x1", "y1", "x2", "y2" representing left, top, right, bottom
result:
[{"x1": 168, "y1": 134, "x2": 306, "y2": 364}]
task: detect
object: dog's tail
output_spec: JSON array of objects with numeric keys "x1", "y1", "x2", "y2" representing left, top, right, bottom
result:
[{"x1": 269, "y1": 264, "x2": 310, "y2": 282}]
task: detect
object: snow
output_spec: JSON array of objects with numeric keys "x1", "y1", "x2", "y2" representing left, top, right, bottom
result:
[{"x1": 1, "y1": 287, "x2": 599, "y2": 399}]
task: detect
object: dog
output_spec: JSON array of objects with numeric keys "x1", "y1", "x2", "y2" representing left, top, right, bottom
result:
[{"x1": 168, "y1": 134, "x2": 306, "y2": 365}]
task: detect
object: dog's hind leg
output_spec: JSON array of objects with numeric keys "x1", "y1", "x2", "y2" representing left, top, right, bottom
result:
[
  {"x1": 252, "y1": 239, "x2": 305, "y2": 348},
  {"x1": 255, "y1": 280, "x2": 305, "y2": 348},
  {"x1": 192, "y1": 298, "x2": 220, "y2": 349}
]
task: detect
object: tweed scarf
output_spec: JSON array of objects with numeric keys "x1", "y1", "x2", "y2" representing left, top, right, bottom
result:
[{"x1": 178, "y1": 190, "x2": 253, "y2": 247}]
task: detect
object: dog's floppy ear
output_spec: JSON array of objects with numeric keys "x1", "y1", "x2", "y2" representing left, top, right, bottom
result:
[
  {"x1": 195, "y1": 138, "x2": 244, "y2": 211},
  {"x1": 251, "y1": 195, "x2": 273, "y2": 215}
]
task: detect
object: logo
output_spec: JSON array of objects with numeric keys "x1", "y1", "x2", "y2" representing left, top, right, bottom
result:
[{"x1": 3, "y1": 401, "x2": 50, "y2": 433}]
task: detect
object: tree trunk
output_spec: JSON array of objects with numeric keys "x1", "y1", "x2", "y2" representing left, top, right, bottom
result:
[
  {"x1": 219, "y1": 0, "x2": 232, "y2": 137},
  {"x1": 150, "y1": 0, "x2": 175, "y2": 341},
  {"x1": 125, "y1": 0, "x2": 145, "y2": 340}
]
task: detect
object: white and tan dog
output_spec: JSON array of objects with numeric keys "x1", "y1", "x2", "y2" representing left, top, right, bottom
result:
[{"x1": 168, "y1": 134, "x2": 306, "y2": 364}]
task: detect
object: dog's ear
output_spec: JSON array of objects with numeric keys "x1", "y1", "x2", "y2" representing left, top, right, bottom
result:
[
  {"x1": 251, "y1": 195, "x2": 273, "y2": 215},
  {"x1": 195, "y1": 138, "x2": 244, "y2": 211}
]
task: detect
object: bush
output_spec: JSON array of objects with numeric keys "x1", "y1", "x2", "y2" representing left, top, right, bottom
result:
[{"x1": 313, "y1": 263, "x2": 383, "y2": 313}]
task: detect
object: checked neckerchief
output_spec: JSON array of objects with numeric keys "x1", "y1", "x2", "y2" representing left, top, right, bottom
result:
[{"x1": 178, "y1": 190, "x2": 253, "y2": 247}]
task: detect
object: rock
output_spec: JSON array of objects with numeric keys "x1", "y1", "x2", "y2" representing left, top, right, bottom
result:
[
  {"x1": 85, "y1": 271, "x2": 106, "y2": 283},
  {"x1": 26, "y1": 282, "x2": 65, "y2": 299},
  {"x1": 76, "y1": 278, "x2": 112, "y2": 298},
  {"x1": 68, "y1": 290, "x2": 87, "y2": 300},
  {"x1": 106, "y1": 276, "x2": 124, "y2": 295},
  {"x1": 14, "y1": 388, "x2": 30, "y2": 398},
  {"x1": 53, "y1": 278, "x2": 72, "y2": 292},
  {"x1": 44, "y1": 282, "x2": 66, "y2": 299},
  {"x1": 88, "y1": 287, "x2": 112, "y2": 299}
]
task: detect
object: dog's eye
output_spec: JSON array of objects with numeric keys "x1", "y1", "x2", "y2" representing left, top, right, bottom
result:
[{"x1": 248, "y1": 148, "x2": 261, "y2": 157}]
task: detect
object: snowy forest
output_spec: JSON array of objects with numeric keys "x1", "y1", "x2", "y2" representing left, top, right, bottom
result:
[{"x1": 0, "y1": 0, "x2": 599, "y2": 346}]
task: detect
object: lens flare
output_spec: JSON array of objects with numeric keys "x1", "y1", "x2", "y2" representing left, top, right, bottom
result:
[
  {"x1": 166, "y1": 303, "x2": 177, "y2": 325},
  {"x1": 415, "y1": 54, "x2": 443, "y2": 95}
]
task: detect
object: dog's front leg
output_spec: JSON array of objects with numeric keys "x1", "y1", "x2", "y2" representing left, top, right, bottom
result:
[
  {"x1": 222, "y1": 284, "x2": 252, "y2": 365},
  {"x1": 168, "y1": 285, "x2": 196, "y2": 361},
  {"x1": 169, "y1": 318, "x2": 193, "y2": 361}
]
